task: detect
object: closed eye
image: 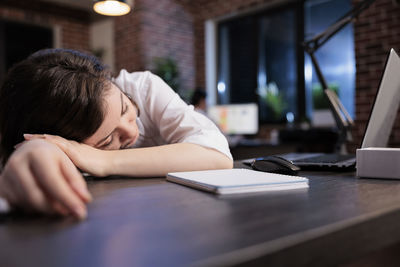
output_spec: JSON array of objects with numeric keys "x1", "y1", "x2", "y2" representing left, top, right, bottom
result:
[
  {"x1": 99, "y1": 136, "x2": 113, "y2": 149},
  {"x1": 121, "y1": 102, "x2": 128, "y2": 115}
]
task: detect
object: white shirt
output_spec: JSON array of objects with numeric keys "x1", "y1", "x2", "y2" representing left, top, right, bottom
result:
[{"x1": 113, "y1": 70, "x2": 232, "y2": 160}]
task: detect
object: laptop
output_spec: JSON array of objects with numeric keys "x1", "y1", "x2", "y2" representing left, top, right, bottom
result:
[{"x1": 253, "y1": 48, "x2": 400, "y2": 171}]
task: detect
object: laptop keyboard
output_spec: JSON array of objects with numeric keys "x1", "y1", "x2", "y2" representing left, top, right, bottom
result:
[{"x1": 293, "y1": 154, "x2": 355, "y2": 164}]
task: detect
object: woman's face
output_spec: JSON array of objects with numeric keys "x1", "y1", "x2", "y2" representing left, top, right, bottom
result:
[{"x1": 84, "y1": 83, "x2": 139, "y2": 150}]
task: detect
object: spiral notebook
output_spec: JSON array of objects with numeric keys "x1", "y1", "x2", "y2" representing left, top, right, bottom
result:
[{"x1": 166, "y1": 168, "x2": 308, "y2": 195}]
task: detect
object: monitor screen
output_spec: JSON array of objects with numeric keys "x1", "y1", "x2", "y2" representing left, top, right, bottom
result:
[{"x1": 207, "y1": 103, "x2": 258, "y2": 135}]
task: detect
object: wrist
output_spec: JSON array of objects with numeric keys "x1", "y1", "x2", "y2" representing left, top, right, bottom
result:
[{"x1": 101, "y1": 150, "x2": 117, "y2": 176}]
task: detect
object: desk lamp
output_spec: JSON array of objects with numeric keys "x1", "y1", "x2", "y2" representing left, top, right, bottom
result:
[{"x1": 303, "y1": 0, "x2": 376, "y2": 153}]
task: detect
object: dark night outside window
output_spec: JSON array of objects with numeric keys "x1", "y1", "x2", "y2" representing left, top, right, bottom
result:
[{"x1": 217, "y1": 0, "x2": 355, "y2": 125}]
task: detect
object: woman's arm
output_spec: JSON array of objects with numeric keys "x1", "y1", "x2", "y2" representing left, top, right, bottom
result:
[
  {"x1": 24, "y1": 134, "x2": 233, "y2": 177},
  {"x1": 0, "y1": 139, "x2": 92, "y2": 218},
  {"x1": 107, "y1": 143, "x2": 233, "y2": 177}
]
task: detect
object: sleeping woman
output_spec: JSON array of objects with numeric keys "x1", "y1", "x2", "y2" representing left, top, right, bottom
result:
[{"x1": 0, "y1": 49, "x2": 232, "y2": 219}]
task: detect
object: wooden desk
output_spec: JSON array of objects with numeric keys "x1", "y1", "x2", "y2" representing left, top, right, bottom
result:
[{"x1": 2, "y1": 164, "x2": 400, "y2": 266}]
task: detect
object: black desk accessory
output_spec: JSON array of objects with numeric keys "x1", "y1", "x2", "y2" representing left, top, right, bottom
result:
[{"x1": 251, "y1": 156, "x2": 300, "y2": 175}]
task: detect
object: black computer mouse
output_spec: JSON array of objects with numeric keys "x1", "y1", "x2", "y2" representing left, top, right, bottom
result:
[{"x1": 251, "y1": 156, "x2": 300, "y2": 175}]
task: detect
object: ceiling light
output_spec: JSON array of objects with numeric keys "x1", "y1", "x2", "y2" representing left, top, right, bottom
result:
[{"x1": 93, "y1": 0, "x2": 134, "y2": 16}]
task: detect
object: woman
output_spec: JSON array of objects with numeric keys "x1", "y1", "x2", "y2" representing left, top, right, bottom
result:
[{"x1": 0, "y1": 49, "x2": 232, "y2": 219}]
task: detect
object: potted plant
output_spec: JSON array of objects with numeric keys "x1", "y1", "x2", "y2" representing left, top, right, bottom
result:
[{"x1": 152, "y1": 57, "x2": 180, "y2": 93}]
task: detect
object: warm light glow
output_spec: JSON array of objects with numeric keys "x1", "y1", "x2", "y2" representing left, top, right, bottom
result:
[{"x1": 93, "y1": 0, "x2": 132, "y2": 16}]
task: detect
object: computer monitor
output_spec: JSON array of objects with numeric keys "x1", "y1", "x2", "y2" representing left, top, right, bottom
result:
[{"x1": 207, "y1": 103, "x2": 258, "y2": 135}]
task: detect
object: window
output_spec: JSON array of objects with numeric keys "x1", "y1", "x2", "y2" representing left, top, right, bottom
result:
[
  {"x1": 215, "y1": 0, "x2": 355, "y2": 125},
  {"x1": 257, "y1": 8, "x2": 298, "y2": 123},
  {"x1": 305, "y1": 0, "x2": 355, "y2": 121},
  {"x1": 0, "y1": 20, "x2": 53, "y2": 83}
]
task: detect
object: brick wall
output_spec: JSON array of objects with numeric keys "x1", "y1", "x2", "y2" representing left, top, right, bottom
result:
[
  {"x1": 114, "y1": 0, "x2": 195, "y2": 97},
  {"x1": 0, "y1": 0, "x2": 90, "y2": 52},
  {"x1": 351, "y1": 0, "x2": 400, "y2": 151}
]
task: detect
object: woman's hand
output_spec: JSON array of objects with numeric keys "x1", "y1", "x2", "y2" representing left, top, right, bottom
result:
[
  {"x1": 24, "y1": 134, "x2": 111, "y2": 177},
  {"x1": 0, "y1": 139, "x2": 92, "y2": 219}
]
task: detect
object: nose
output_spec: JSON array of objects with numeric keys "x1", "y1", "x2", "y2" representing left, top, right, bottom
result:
[{"x1": 118, "y1": 117, "x2": 137, "y2": 148}]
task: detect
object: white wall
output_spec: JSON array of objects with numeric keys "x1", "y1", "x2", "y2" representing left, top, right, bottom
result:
[{"x1": 90, "y1": 18, "x2": 115, "y2": 71}]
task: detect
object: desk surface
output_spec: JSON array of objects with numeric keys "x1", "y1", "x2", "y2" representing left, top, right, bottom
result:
[{"x1": 2, "y1": 164, "x2": 400, "y2": 266}]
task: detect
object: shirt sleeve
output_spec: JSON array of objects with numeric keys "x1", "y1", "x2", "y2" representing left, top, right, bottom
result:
[{"x1": 143, "y1": 72, "x2": 232, "y2": 160}]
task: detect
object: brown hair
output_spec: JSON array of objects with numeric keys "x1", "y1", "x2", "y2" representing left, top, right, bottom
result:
[{"x1": 0, "y1": 48, "x2": 111, "y2": 164}]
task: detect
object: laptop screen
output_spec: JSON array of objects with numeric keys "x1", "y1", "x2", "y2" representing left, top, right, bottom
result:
[{"x1": 361, "y1": 49, "x2": 400, "y2": 148}]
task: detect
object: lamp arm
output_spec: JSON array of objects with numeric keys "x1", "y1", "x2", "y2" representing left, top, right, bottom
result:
[
  {"x1": 304, "y1": 0, "x2": 376, "y2": 53},
  {"x1": 308, "y1": 52, "x2": 351, "y2": 131},
  {"x1": 302, "y1": 0, "x2": 376, "y2": 153}
]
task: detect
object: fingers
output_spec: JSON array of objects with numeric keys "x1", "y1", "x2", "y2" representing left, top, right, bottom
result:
[
  {"x1": 1, "y1": 161, "x2": 55, "y2": 215},
  {"x1": 23, "y1": 134, "x2": 107, "y2": 177},
  {"x1": 14, "y1": 140, "x2": 28, "y2": 150},
  {"x1": 51, "y1": 201, "x2": 70, "y2": 216},
  {"x1": 60, "y1": 155, "x2": 92, "y2": 203},
  {"x1": 23, "y1": 135, "x2": 92, "y2": 202},
  {"x1": 23, "y1": 133, "x2": 45, "y2": 140},
  {"x1": 24, "y1": 133, "x2": 64, "y2": 142},
  {"x1": 1, "y1": 140, "x2": 93, "y2": 219},
  {"x1": 14, "y1": 172, "x2": 54, "y2": 214},
  {"x1": 29, "y1": 156, "x2": 89, "y2": 220},
  {"x1": 24, "y1": 134, "x2": 66, "y2": 149},
  {"x1": 24, "y1": 134, "x2": 77, "y2": 162}
]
